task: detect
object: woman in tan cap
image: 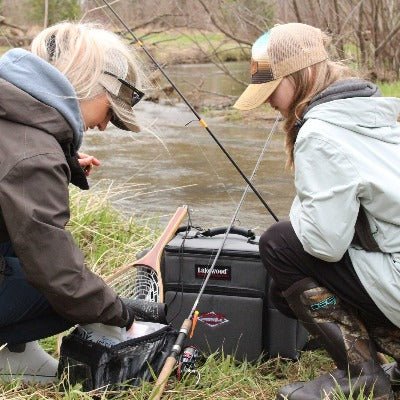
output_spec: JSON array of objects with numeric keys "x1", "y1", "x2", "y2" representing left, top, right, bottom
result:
[
  {"x1": 235, "y1": 23, "x2": 400, "y2": 399},
  {"x1": 0, "y1": 22, "x2": 165, "y2": 383}
]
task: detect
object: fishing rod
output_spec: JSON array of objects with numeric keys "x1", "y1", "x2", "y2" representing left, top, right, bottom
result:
[
  {"x1": 149, "y1": 114, "x2": 280, "y2": 400},
  {"x1": 101, "y1": 0, "x2": 279, "y2": 222}
]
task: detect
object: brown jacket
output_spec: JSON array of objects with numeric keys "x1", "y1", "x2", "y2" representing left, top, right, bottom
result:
[{"x1": 0, "y1": 78, "x2": 128, "y2": 327}]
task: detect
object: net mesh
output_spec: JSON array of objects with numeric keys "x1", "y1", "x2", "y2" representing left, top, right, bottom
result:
[{"x1": 107, "y1": 265, "x2": 160, "y2": 303}]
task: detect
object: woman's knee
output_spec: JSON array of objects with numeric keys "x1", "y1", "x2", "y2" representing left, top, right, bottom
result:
[
  {"x1": 259, "y1": 221, "x2": 293, "y2": 262},
  {"x1": 0, "y1": 257, "x2": 52, "y2": 326},
  {"x1": 259, "y1": 221, "x2": 305, "y2": 289}
]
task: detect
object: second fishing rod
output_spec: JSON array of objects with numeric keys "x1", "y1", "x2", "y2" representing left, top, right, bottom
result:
[
  {"x1": 149, "y1": 111, "x2": 280, "y2": 400},
  {"x1": 101, "y1": 0, "x2": 279, "y2": 223}
]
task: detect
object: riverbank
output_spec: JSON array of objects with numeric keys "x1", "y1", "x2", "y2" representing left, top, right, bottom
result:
[
  {"x1": 0, "y1": 185, "x2": 396, "y2": 399},
  {"x1": 0, "y1": 187, "x2": 335, "y2": 400},
  {"x1": 202, "y1": 104, "x2": 279, "y2": 127},
  {"x1": 1, "y1": 28, "x2": 399, "y2": 118},
  {"x1": 140, "y1": 29, "x2": 250, "y2": 66}
]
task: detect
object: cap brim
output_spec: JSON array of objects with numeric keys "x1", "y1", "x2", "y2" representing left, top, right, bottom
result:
[
  {"x1": 111, "y1": 113, "x2": 140, "y2": 132},
  {"x1": 233, "y1": 78, "x2": 283, "y2": 111},
  {"x1": 110, "y1": 99, "x2": 140, "y2": 133}
]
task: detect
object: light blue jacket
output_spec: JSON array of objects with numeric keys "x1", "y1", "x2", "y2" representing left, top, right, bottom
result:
[{"x1": 289, "y1": 96, "x2": 400, "y2": 327}]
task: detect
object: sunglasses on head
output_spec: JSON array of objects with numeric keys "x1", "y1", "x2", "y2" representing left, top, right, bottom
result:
[{"x1": 103, "y1": 71, "x2": 145, "y2": 107}]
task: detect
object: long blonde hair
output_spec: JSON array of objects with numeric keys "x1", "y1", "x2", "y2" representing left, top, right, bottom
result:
[
  {"x1": 31, "y1": 22, "x2": 148, "y2": 130},
  {"x1": 284, "y1": 60, "x2": 356, "y2": 169}
]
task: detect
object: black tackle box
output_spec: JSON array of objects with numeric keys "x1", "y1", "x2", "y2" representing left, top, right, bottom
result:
[{"x1": 161, "y1": 226, "x2": 308, "y2": 361}]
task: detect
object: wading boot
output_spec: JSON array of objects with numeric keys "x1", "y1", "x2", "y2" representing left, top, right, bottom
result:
[
  {"x1": 0, "y1": 341, "x2": 58, "y2": 384},
  {"x1": 276, "y1": 278, "x2": 393, "y2": 400},
  {"x1": 383, "y1": 362, "x2": 400, "y2": 390},
  {"x1": 369, "y1": 326, "x2": 400, "y2": 390}
]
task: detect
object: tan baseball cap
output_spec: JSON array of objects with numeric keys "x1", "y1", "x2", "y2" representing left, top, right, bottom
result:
[
  {"x1": 100, "y1": 50, "x2": 144, "y2": 132},
  {"x1": 103, "y1": 69, "x2": 144, "y2": 133},
  {"x1": 234, "y1": 23, "x2": 329, "y2": 111}
]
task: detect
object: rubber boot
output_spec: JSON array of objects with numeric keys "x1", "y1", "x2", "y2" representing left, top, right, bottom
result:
[
  {"x1": 369, "y1": 326, "x2": 400, "y2": 390},
  {"x1": 0, "y1": 341, "x2": 58, "y2": 384},
  {"x1": 383, "y1": 362, "x2": 400, "y2": 389},
  {"x1": 276, "y1": 278, "x2": 393, "y2": 400}
]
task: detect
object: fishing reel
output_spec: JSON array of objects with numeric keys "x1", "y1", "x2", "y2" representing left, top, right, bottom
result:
[{"x1": 176, "y1": 346, "x2": 201, "y2": 384}]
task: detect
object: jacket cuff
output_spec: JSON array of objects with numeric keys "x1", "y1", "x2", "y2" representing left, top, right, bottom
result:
[{"x1": 119, "y1": 297, "x2": 134, "y2": 328}]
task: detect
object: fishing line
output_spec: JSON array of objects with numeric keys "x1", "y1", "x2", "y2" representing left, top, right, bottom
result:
[
  {"x1": 94, "y1": 4, "x2": 249, "y2": 224},
  {"x1": 190, "y1": 113, "x2": 279, "y2": 314},
  {"x1": 165, "y1": 114, "x2": 277, "y2": 320},
  {"x1": 95, "y1": 0, "x2": 236, "y2": 211},
  {"x1": 150, "y1": 113, "x2": 280, "y2": 400},
  {"x1": 93, "y1": 5, "x2": 282, "y2": 396},
  {"x1": 163, "y1": 111, "x2": 279, "y2": 319},
  {"x1": 184, "y1": 124, "x2": 239, "y2": 210},
  {"x1": 101, "y1": 0, "x2": 279, "y2": 222}
]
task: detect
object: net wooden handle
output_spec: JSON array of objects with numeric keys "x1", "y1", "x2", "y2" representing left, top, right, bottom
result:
[
  {"x1": 149, "y1": 318, "x2": 192, "y2": 400},
  {"x1": 105, "y1": 205, "x2": 188, "y2": 301},
  {"x1": 149, "y1": 356, "x2": 176, "y2": 400},
  {"x1": 133, "y1": 205, "x2": 188, "y2": 269}
]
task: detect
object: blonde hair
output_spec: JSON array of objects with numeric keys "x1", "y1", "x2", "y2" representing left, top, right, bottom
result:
[
  {"x1": 31, "y1": 21, "x2": 148, "y2": 129},
  {"x1": 283, "y1": 59, "x2": 356, "y2": 169}
]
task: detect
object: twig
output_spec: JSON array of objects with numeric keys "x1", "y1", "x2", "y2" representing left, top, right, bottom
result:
[{"x1": 197, "y1": 0, "x2": 252, "y2": 46}]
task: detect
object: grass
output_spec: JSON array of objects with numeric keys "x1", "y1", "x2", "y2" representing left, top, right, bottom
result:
[
  {"x1": 134, "y1": 29, "x2": 250, "y2": 64},
  {"x1": 378, "y1": 81, "x2": 400, "y2": 97},
  {"x1": 0, "y1": 46, "x2": 11, "y2": 56},
  {"x1": 144, "y1": 31, "x2": 226, "y2": 47},
  {"x1": 0, "y1": 185, "x2": 394, "y2": 399},
  {"x1": 67, "y1": 182, "x2": 160, "y2": 276}
]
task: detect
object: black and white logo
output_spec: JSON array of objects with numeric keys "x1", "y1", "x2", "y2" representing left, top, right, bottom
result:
[{"x1": 195, "y1": 264, "x2": 231, "y2": 280}]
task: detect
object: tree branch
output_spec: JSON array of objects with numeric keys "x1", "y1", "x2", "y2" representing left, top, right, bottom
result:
[
  {"x1": 375, "y1": 17, "x2": 400, "y2": 57},
  {"x1": 197, "y1": 0, "x2": 252, "y2": 46}
]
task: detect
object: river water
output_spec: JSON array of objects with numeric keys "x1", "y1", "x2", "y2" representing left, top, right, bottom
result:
[{"x1": 82, "y1": 63, "x2": 294, "y2": 233}]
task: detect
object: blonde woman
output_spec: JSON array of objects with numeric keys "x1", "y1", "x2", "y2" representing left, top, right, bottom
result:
[
  {"x1": 0, "y1": 22, "x2": 163, "y2": 383},
  {"x1": 235, "y1": 23, "x2": 400, "y2": 399}
]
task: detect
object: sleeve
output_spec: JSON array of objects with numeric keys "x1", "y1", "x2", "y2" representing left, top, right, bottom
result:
[
  {"x1": 289, "y1": 135, "x2": 361, "y2": 262},
  {"x1": 0, "y1": 152, "x2": 128, "y2": 327}
]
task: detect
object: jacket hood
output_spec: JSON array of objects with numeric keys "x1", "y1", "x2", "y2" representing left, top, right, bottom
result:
[
  {"x1": 304, "y1": 81, "x2": 400, "y2": 144},
  {"x1": 0, "y1": 48, "x2": 84, "y2": 149}
]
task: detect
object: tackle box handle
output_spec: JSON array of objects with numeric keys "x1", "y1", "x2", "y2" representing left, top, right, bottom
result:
[
  {"x1": 201, "y1": 226, "x2": 256, "y2": 240},
  {"x1": 175, "y1": 225, "x2": 257, "y2": 241}
]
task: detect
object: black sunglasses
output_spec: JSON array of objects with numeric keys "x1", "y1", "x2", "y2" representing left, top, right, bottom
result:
[{"x1": 103, "y1": 71, "x2": 145, "y2": 107}]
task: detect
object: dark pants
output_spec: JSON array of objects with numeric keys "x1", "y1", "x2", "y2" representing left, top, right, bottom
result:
[
  {"x1": 259, "y1": 221, "x2": 395, "y2": 329},
  {"x1": 0, "y1": 242, "x2": 73, "y2": 345}
]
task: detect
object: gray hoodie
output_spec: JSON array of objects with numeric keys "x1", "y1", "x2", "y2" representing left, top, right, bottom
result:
[{"x1": 0, "y1": 48, "x2": 84, "y2": 150}]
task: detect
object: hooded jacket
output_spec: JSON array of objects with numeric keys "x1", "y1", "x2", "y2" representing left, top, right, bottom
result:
[
  {"x1": 289, "y1": 82, "x2": 400, "y2": 327},
  {"x1": 0, "y1": 49, "x2": 129, "y2": 327}
]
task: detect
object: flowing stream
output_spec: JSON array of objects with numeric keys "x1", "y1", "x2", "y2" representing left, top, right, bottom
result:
[{"x1": 82, "y1": 62, "x2": 295, "y2": 233}]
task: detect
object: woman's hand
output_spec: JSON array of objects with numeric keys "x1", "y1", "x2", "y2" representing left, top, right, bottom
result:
[{"x1": 78, "y1": 152, "x2": 101, "y2": 176}]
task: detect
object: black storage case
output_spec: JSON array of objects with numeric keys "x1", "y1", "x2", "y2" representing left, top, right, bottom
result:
[
  {"x1": 162, "y1": 227, "x2": 308, "y2": 361},
  {"x1": 58, "y1": 325, "x2": 177, "y2": 391}
]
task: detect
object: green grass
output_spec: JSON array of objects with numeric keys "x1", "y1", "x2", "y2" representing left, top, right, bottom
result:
[
  {"x1": 0, "y1": 46, "x2": 11, "y2": 56},
  {"x1": 378, "y1": 81, "x2": 400, "y2": 97},
  {"x1": 144, "y1": 31, "x2": 226, "y2": 46},
  {"x1": 0, "y1": 185, "x2": 390, "y2": 399},
  {"x1": 134, "y1": 29, "x2": 250, "y2": 64},
  {"x1": 67, "y1": 184, "x2": 159, "y2": 276}
]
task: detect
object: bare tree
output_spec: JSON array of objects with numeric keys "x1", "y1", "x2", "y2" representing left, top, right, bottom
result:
[
  {"x1": 1, "y1": 0, "x2": 399, "y2": 82},
  {"x1": 280, "y1": 0, "x2": 400, "y2": 80}
]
